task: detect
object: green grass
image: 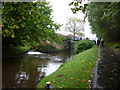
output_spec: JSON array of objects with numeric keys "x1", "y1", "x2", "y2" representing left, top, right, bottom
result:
[
  {"x1": 106, "y1": 42, "x2": 120, "y2": 52},
  {"x1": 37, "y1": 46, "x2": 98, "y2": 88}
]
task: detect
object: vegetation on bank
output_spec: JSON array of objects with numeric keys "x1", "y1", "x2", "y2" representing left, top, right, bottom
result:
[
  {"x1": 2, "y1": 45, "x2": 31, "y2": 57},
  {"x1": 37, "y1": 43, "x2": 64, "y2": 53},
  {"x1": 9, "y1": 46, "x2": 30, "y2": 53},
  {"x1": 74, "y1": 40, "x2": 95, "y2": 53},
  {"x1": 37, "y1": 46, "x2": 98, "y2": 88},
  {"x1": 106, "y1": 42, "x2": 120, "y2": 52},
  {"x1": 3, "y1": 41, "x2": 65, "y2": 57}
]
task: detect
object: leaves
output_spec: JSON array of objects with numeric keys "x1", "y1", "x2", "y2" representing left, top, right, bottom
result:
[
  {"x1": 69, "y1": 2, "x2": 74, "y2": 6},
  {"x1": 58, "y1": 74, "x2": 65, "y2": 77},
  {"x1": 74, "y1": 2, "x2": 78, "y2": 6},
  {"x1": 2, "y1": 2, "x2": 61, "y2": 46},
  {"x1": 82, "y1": 8, "x2": 85, "y2": 13},
  {"x1": 11, "y1": 33, "x2": 15, "y2": 38},
  {"x1": 75, "y1": 83, "x2": 80, "y2": 86},
  {"x1": 87, "y1": 2, "x2": 120, "y2": 42},
  {"x1": 53, "y1": 81, "x2": 57, "y2": 83},
  {"x1": 81, "y1": 79, "x2": 86, "y2": 82},
  {"x1": 69, "y1": 0, "x2": 88, "y2": 14},
  {"x1": 84, "y1": 4, "x2": 88, "y2": 7}
]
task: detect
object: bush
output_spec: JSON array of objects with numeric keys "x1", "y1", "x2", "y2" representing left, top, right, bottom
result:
[
  {"x1": 74, "y1": 40, "x2": 94, "y2": 53},
  {"x1": 38, "y1": 43, "x2": 60, "y2": 53}
]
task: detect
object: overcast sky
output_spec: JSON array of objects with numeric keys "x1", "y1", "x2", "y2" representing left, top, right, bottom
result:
[{"x1": 46, "y1": 0, "x2": 97, "y2": 40}]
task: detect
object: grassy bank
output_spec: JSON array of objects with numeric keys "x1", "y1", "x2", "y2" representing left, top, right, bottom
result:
[
  {"x1": 106, "y1": 42, "x2": 120, "y2": 52},
  {"x1": 9, "y1": 46, "x2": 30, "y2": 54},
  {"x1": 3, "y1": 45, "x2": 30, "y2": 57},
  {"x1": 37, "y1": 46, "x2": 98, "y2": 88}
]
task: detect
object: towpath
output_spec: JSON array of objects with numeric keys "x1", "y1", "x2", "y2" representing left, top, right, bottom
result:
[{"x1": 92, "y1": 45, "x2": 120, "y2": 89}]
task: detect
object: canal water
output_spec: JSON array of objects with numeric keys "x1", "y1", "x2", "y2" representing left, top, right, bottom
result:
[{"x1": 2, "y1": 51, "x2": 74, "y2": 88}]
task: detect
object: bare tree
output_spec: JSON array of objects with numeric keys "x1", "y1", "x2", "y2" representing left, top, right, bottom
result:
[{"x1": 65, "y1": 17, "x2": 84, "y2": 40}]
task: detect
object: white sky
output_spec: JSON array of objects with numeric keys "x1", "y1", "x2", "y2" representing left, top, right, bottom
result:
[{"x1": 46, "y1": 0, "x2": 97, "y2": 40}]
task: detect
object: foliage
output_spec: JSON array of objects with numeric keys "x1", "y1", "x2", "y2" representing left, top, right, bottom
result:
[
  {"x1": 87, "y1": 2, "x2": 120, "y2": 42},
  {"x1": 37, "y1": 33, "x2": 66, "y2": 53},
  {"x1": 74, "y1": 40, "x2": 94, "y2": 53},
  {"x1": 69, "y1": 0, "x2": 88, "y2": 14},
  {"x1": 69, "y1": 1, "x2": 120, "y2": 42},
  {"x1": 9, "y1": 46, "x2": 30, "y2": 53},
  {"x1": 64, "y1": 17, "x2": 84, "y2": 40},
  {"x1": 38, "y1": 43, "x2": 61, "y2": 53},
  {"x1": 2, "y1": 45, "x2": 31, "y2": 57},
  {"x1": 2, "y1": 1, "x2": 61, "y2": 47},
  {"x1": 53, "y1": 34, "x2": 66, "y2": 44},
  {"x1": 37, "y1": 46, "x2": 98, "y2": 88}
]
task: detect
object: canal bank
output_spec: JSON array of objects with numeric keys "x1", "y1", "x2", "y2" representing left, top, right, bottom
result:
[
  {"x1": 37, "y1": 46, "x2": 98, "y2": 88},
  {"x1": 2, "y1": 46, "x2": 30, "y2": 59}
]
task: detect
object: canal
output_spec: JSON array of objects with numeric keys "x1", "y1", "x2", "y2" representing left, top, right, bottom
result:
[{"x1": 2, "y1": 51, "x2": 74, "y2": 88}]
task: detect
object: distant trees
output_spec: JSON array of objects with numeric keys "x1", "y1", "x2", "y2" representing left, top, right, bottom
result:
[
  {"x1": 2, "y1": 1, "x2": 61, "y2": 47},
  {"x1": 64, "y1": 17, "x2": 84, "y2": 40}
]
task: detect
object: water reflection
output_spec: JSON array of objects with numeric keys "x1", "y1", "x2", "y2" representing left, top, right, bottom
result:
[
  {"x1": 2, "y1": 51, "x2": 74, "y2": 88},
  {"x1": 15, "y1": 69, "x2": 29, "y2": 88},
  {"x1": 37, "y1": 65, "x2": 47, "y2": 80}
]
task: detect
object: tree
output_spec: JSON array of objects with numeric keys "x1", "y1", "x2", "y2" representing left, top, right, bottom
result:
[
  {"x1": 69, "y1": 0, "x2": 88, "y2": 14},
  {"x1": 87, "y1": 2, "x2": 120, "y2": 42},
  {"x1": 64, "y1": 17, "x2": 84, "y2": 40},
  {"x1": 2, "y1": 1, "x2": 61, "y2": 47},
  {"x1": 69, "y1": 1, "x2": 120, "y2": 42}
]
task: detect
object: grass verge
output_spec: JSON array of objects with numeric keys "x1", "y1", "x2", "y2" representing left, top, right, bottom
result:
[
  {"x1": 37, "y1": 46, "x2": 98, "y2": 88},
  {"x1": 106, "y1": 42, "x2": 120, "y2": 52}
]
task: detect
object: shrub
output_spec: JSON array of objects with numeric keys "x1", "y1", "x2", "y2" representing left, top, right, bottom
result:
[
  {"x1": 74, "y1": 40, "x2": 94, "y2": 53},
  {"x1": 38, "y1": 43, "x2": 60, "y2": 53}
]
